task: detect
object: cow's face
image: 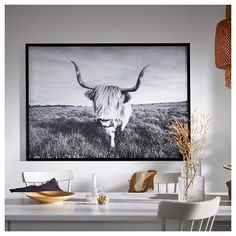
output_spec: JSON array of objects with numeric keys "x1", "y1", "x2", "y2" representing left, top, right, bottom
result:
[{"x1": 84, "y1": 85, "x2": 131, "y2": 123}]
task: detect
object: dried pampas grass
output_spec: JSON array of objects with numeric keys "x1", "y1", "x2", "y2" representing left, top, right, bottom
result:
[{"x1": 169, "y1": 111, "x2": 211, "y2": 197}]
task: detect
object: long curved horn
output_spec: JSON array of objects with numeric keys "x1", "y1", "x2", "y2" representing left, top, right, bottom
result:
[
  {"x1": 71, "y1": 61, "x2": 96, "y2": 90},
  {"x1": 121, "y1": 65, "x2": 150, "y2": 93}
]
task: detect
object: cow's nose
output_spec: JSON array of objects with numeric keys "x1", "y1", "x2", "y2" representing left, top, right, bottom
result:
[
  {"x1": 97, "y1": 119, "x2": 103, "y2": 126},
  {"x1": 97, "y1": 119, "x2": 114, "y2": 127},
  {"x1": 97, "y1": 118, "x2": 110, "y2": 126}
]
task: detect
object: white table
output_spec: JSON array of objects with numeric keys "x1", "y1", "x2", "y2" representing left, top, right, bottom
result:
[{"x1": 5, "y1": 192, "x2": 231, "y2": 231}]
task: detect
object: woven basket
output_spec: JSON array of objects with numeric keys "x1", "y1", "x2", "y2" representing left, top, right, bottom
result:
[{"x1": 215, "y1": 19, "x2": 231, "y2": 69}]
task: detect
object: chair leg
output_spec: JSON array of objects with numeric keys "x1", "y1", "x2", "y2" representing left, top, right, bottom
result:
[
  {"x1": 198, "y1": 219, "x2": 204, "y2": 231},
  {"x1": 208, "y1": 216, "x2": 216, "y2": 231},
  {"x1": 190, "y1": 220, "x2": 195, "y2": 231},
  {"x1": 205, "y1": 217, "x2": 211, "y2": 231}
]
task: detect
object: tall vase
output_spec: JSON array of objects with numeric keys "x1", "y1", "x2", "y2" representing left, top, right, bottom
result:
[{"x1": 178, "y1": 161, "x2": 205, "y2": 202}]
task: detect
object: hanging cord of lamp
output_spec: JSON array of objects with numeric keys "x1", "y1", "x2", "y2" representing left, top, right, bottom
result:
[{"x1": 215, "y1": 5, "x2": 231, "y2": 89}]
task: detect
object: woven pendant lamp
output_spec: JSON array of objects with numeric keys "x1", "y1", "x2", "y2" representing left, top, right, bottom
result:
[{"x1": 215, "y1": 5, "x2": 231, "y2": 89}]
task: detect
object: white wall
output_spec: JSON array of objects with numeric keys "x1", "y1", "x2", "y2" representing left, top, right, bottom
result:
[{"x1": 5, "y1": 5, "x2": 231, "y2": 194}]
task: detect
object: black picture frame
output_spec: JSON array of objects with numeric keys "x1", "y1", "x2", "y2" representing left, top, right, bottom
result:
[{"x1": 26, "y1": 43, "x2": 190, "y2": 161}]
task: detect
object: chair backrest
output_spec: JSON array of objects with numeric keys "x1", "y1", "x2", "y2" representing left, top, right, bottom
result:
[
  {"x1": 154, "y1": 172, "x2": 181, "y2": 193},
  {"x1": 157, "y1": 197, "x2": 221, "y2": 231},
  {"x1": 22, "y1": 170, "x2": 73, "y2": 192}
]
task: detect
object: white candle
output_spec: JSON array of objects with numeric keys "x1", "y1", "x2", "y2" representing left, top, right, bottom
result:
[{"x1": 92, "y1": 173, "x2": 96, "y2": 189}]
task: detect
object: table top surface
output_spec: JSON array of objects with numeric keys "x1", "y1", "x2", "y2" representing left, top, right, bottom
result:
[{"x1": 5, "y1": 192, "x2": 231, "y2": 222}]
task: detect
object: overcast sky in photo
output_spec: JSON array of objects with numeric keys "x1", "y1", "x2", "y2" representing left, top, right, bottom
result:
[{"x1": 28, "y1": 45, "x2": 188, "y2": 106}]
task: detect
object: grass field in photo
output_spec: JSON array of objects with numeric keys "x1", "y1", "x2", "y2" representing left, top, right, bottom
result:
[{"x1": 28, "y1": 101, "x2": 188, "y2": 159}]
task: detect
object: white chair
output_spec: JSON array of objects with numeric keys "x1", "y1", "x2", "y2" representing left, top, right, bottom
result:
[
  {"x1": 154, "y1": 172, "x2": 181, "y2": 193},
  {"x1": 157, "y1": 197, "x2": 221, "y2": 231},
  {"x1": 22, "y1": 170, "x2": 73, "y2": 192}
]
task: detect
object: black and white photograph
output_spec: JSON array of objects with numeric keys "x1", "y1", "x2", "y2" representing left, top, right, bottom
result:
[{"x1": 26, "y1": 44, "x2": 190, "y2": 160}]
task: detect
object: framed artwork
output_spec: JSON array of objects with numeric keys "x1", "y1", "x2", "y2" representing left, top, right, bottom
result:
[{"x1": 26, "y1": 43, "x2": 190, "y2": 161}]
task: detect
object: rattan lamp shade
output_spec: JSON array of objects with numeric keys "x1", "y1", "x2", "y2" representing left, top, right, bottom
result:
[
  {"x1": 215, "y1": 6, "x2": 231, "y2": 89},
  {"x1": 225, "y1": 66, "x2": 231, "y2": 88}
]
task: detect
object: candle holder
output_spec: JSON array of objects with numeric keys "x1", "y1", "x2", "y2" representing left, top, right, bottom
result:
[
  {"x1": 91, "y1": 187, "x2": 97, "y2": 197},
  {"x1": 86, "y1": 173, "x2": 104, "y2": 203},
  {"x1": 86, "y1": 188, "x2": 104, "y2": 203}
]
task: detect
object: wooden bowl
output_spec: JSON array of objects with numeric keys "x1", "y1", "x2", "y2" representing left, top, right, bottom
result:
[{"x1": 26, "y1": 191, "x2": 74, "y2": 204}]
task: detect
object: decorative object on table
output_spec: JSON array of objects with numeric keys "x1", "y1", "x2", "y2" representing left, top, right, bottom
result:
[
  {"x1": 170, "y1": 112, "x2": 211, "y2": 201},
  {"x1": 26, "y1": 43, "x2": 190, "y2": 161},
  {"x1": 91, "y1": 173, "x2": 97, "y2": 197},
  {"x1": 86, "y1": 173, "x2": 99, "y2": 203},
  {"x1": 215, "y1": 5, "x2": 231, "y2": 89},
  {"x1": 26, "y1": 191, "x2": 74, "y2": 204},
  {"x1": 223, "y1": 164, "x2": 231, "y2": 200},
  {"x1": 178, "y1": 162, "x2": 205, "y2": 202},
  {"x1": 97, "y1": 194, "x2": 109, "y2": 205},
  {"x1": 226, "y1": 181, "x2": 231, "y2": 200},
  {"x1": 10, "y1": 178, "x2": 63, "y2": 192},
  {"x1": 85, "y1": 194, "x2": 98, "y2": 203},
  {"x1": 128, "y1": 170, "x2": 157, "y2": 192}
]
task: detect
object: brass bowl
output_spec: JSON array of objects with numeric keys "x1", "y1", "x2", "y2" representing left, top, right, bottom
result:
[{"x1": 26, "y1": 191, "x2": 74, "y2": 204}]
